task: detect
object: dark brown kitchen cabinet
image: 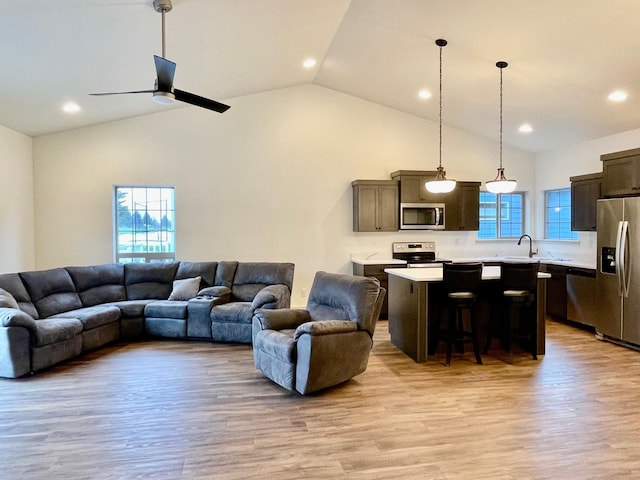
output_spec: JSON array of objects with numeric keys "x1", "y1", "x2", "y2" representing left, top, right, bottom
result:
[
  {"x1": 353, "y1": 262, "x2": 404, "y2": 319},
  {"x1": 601, "y1": 148, "x2": 640, "y2": 197},
  {"x1": 390, "y1": 170, "x2": 441, "y2": 203},
  {"x1": 352, "y1": 180, "x2": 399, "y2": 232},
  {"x1": 570, "y1": 172, "x2": 601, "y2": 231},
  {"x1": 444, "y1": 182, "x2": 480, "y2": 231},
  {"x1": 540, "y1": 263, "x2": 567, "y2": 319},
  {"x1": 391, "y1": 170, "x2": 480, "y2": 231}
]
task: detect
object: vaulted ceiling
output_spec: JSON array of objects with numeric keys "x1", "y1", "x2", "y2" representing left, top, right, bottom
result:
[{"x1": 3, "y1": 0, "x2": 640, "y2": 152}]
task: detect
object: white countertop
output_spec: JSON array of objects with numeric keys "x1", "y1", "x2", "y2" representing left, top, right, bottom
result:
[
  {"x1": 351, "y1": 258, "x2": 406, "y2": 266},
  {"x1": 451, "y1": 256, "x2": 596, "y2": 270},
  {"x1": 385, "y1": 265, "x2": 551, "y2": 282},
  {"x1": 352, "y1": 256, "x2": 595, "y2": 270}
]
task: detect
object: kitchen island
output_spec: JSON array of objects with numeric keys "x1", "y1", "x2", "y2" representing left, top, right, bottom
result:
[{"x1": 385, "y1": 265, "x2": 550, "y2": 363}]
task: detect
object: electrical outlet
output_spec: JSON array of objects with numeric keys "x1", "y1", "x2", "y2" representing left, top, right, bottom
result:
[{"x1": 301, "y1": 288, "x2": 307, "y2": 297}]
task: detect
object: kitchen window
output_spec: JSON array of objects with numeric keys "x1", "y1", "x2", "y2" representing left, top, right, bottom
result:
[
  {"x1": 545, "y1": 188, "x2": 578, "y2": 240},
  {"x1": 114, "y1": 186, "x2": 175, "y2": 263},
  {"x1": 478, "y1": 191, "x2": 525, "y2": 239}
]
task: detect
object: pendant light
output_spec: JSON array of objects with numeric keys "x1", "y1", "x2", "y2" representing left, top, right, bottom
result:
[
  {"x1": 425, "y1": 39, "x2": 456, "y2": 194},
  {"x1": 486, "y1": 61, "x2": 517, "y2": 194}
]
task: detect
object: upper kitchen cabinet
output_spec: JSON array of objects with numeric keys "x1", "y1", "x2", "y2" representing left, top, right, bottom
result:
[
  {"x1": 601, "y1": 148, "x2": 640, "y2": 197},
  {"x1": 390, "y1": 170, "x2": 440, "y2": 203},
  {"x1": 352, "y1": 180, "x2": 399, "y2": 232},
  {"x1": 570, "y1": 172, "x2": 601, "y2": 231},
  {"x1": 444, "y1": 181, "x2": 480, "y2": 231}
]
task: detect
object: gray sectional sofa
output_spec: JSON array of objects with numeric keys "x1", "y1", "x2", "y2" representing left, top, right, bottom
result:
[{"x1": 0, "y1": 261, "x2": 294, "y2": 378}]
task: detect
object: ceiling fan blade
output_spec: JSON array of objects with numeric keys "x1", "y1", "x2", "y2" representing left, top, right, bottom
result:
[
  {"x1": 154, "y1": 55, "x2": 176, "y2": 92},
  {"x1": 174, "y1": 88, "x2": 230, "y2": 113},
  {"x1": 90, "y1": 90, "x2": 155, "y2": 96}
]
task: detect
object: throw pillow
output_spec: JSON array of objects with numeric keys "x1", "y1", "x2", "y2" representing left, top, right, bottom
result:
[
  {"x1": 168, "y1": 276, "x2": 201, "y2": 301},
  {"x1": 0, "y1": 287, "x2": 20, "y2": 309}
]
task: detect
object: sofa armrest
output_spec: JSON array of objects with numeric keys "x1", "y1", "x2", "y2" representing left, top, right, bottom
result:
[
  {"x1": 253, "y1": 308, "x2": 311, "y2": 331},
  {"x1": 198, "y1": 286, "x2": 231, "y2": 301},
  {"x1": 0, "y1": 307, "x2": 37, "y2": 334},
  {"x1": 251, "y1": 284, "x2": 291, "y2": 310},
  {"x1": 293, "y1": 320, "x2": 358, "y2": 340},
  {"x1": 186, "y1": 296, "x2": 228, "y2": 338}
]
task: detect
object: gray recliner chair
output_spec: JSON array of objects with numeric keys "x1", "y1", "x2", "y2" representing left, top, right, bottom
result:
[{"x1": 251, "y1": 271, "x2": 385, "y2": 395}]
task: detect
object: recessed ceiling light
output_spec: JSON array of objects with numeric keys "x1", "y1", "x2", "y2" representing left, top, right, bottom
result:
[
  {"x1": 418, "y1": 89, "x2": 432, "y2": 100},
  {"x1": 303, "y1": 58, "x2": 317, "y2": 69},
  {"x1": 62, "y1": 102, "x2": 81, "y2": 114},
  {"x1": 518, "y1": 123, "x2": 533, "y2": 133},
  {"x1": 608, "y1": 90, "x2": 628, "y2": 102}
]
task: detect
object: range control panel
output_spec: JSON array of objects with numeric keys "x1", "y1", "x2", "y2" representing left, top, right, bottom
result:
[{"x1": 392, "y1": 241, "x2": 436, "y2": 254}]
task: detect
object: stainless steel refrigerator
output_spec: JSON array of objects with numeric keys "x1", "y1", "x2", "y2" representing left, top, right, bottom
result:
[{"x1": 595, "y1": 197, "x2": 640, "y2": 348}]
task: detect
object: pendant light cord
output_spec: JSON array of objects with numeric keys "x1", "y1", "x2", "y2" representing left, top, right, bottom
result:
[
  {"x1": 439, "y1": 42, "x2": 443, "y2": 169},
  {"x1": 499, "y1": 65, "x2": 503, "y2": 169}
]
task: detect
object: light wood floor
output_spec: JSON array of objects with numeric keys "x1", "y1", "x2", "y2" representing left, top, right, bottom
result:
[{"x1": 1, "y1": 319, "x2": 640, "y2": 480}]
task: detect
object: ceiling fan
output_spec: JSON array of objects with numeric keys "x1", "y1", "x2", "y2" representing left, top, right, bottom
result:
[{"x1": 91, "y1": 0, "x2": 230, "y2": 113}]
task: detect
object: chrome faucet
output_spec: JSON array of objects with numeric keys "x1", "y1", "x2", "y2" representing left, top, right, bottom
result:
[{"x1": 517, "y1": 234, "x2": 538, "y2": 258}]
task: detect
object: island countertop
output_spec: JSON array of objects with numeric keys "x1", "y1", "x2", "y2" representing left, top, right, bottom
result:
[{"x1": 385, "y1": 266, "x2": 551, "y2": 282}]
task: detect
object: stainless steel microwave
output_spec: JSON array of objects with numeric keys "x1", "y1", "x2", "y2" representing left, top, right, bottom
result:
[{"x1": 400, "y1": 203, "x2": 445, "y2": 230}]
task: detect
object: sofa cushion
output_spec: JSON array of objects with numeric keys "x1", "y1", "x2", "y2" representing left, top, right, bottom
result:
[
  {"x1": 49, "y1": 306, "x2": 121, "y2": 331},
  {"x1": 66, "y1": 264, "x2": 126, "y2": 307},
  {"x1": 0, "y1": 273, "x2": 39, "y2": 319},
  {"x1": 144, "y1": 300, "x2": 188, "y2": 319},
  {"x1": 214, "y1": 261, "x2": 238, "y2": 289},
  {"x1": 210, "y1": 302, "x2": 253, "y2": 324},
  {"x1": 176, "y1": 262, "x2": 217, "y2": 288},
  {"x1": 231, "y1": 263, "x2": 295, "y2": 301},
  {"x1": 34, "y1": 318, "x2": 83, "y2": 346},
  {"x1": 124, "y1": 262, "x2": 179, "y2": 300},
  {"x1": 168, "y1": 276, "x2": 201, "y2": 301},
  {"x1": 0, "y1": 288, "x2": 19, "y2": 309},
  {"x1": 19, "y1": 268, "x2": 83, "y2": 318},
  {"x1": 104, "y1": 300, "x2": 157, "y2": 318}
]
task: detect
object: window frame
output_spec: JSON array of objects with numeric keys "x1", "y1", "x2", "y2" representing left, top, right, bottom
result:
[
  {"x1": 478, "y1": 191, "x2": 526, "y2": 240},
  {"x1": 113, "y1": 185, "x2": 176, "y2": 263}
]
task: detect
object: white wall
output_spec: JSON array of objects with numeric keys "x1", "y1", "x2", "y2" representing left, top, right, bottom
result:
[
  {"x1": 534, "y1": 127, "x2": 640, "y2": 264},
  {"x1": 33, "y1": 84, "x2": 535, "y2": 305},
  {"x1": 0, "y1": 125, "x2": 34, "y2": 273}
]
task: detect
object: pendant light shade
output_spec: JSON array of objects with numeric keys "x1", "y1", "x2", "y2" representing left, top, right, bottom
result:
[
  {"x1": 425, "y1": 39, "x2": 456, "y2": 194},
  {"x1": 486, "y1": 61, "x2": 517, "y2": 194}
]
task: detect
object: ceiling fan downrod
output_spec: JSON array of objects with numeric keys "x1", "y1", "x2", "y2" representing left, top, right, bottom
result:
[{"x1": 153, "y1": 0, "x2": 173, "y2": 59}]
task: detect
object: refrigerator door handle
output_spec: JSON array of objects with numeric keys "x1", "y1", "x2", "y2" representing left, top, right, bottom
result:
[
  {"x1": 616, "y1": 220, "x2": 624, "y2": 296},
  {"x1": 621, "y1": 220, "x2": 631, "y2": 298}
]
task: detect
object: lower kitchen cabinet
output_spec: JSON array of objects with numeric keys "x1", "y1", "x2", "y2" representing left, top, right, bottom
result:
[
  {"x1": 540, "y1": 264, "x2": 567, "y2": 319},
  {"x1": 352, "y1": 262, "x2": 404, "y2": 319}
]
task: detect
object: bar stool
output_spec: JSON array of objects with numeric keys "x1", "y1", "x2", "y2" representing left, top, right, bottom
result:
[
  {"x1": 437, "y1": 262, "x2": 483, "y2": 366},
  {"x1": 485, "y1": 261, "x2": 539, "y2": 363}
]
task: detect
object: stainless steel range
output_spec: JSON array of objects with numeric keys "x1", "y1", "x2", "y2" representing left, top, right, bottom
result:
[{"x1": 391, "y1": 241, "x2": 451, "y2": 268}]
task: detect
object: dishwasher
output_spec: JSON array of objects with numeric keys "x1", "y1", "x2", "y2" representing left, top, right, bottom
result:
[{"x1": 566, "y1": 267, "x2": 597, "y2": 327}]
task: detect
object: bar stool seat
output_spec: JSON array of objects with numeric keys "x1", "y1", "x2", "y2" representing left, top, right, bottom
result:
[{"x1": 437, "y1": 263, "x2": 483, "y2": 366}]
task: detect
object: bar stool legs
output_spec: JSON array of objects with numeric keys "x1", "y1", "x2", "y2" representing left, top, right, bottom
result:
[{"x1": 443, "y1": 296, "x2": 482, "y2": 366}]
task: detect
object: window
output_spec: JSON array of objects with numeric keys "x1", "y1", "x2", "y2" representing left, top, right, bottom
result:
[
  {"x1": 545, "y1": 188, "x2": 578, "y2": 240},
  {"x1": 478, "y1": 191, "x2": 525, "y2": 239},
  {"x1": 114, "y1": 186, "x2": 175, "y2": 263}
]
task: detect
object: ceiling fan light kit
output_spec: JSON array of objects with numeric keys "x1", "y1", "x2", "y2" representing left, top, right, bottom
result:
[
  {"x1": 486, "y1": 61, "x2": 517, "y2": 194},
  {"x1": 425, "y1": 38, "x2": 456, "y2": 194},
  {"x1": 90, "y1": 0, "x2": 230, "y2": 114}
]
